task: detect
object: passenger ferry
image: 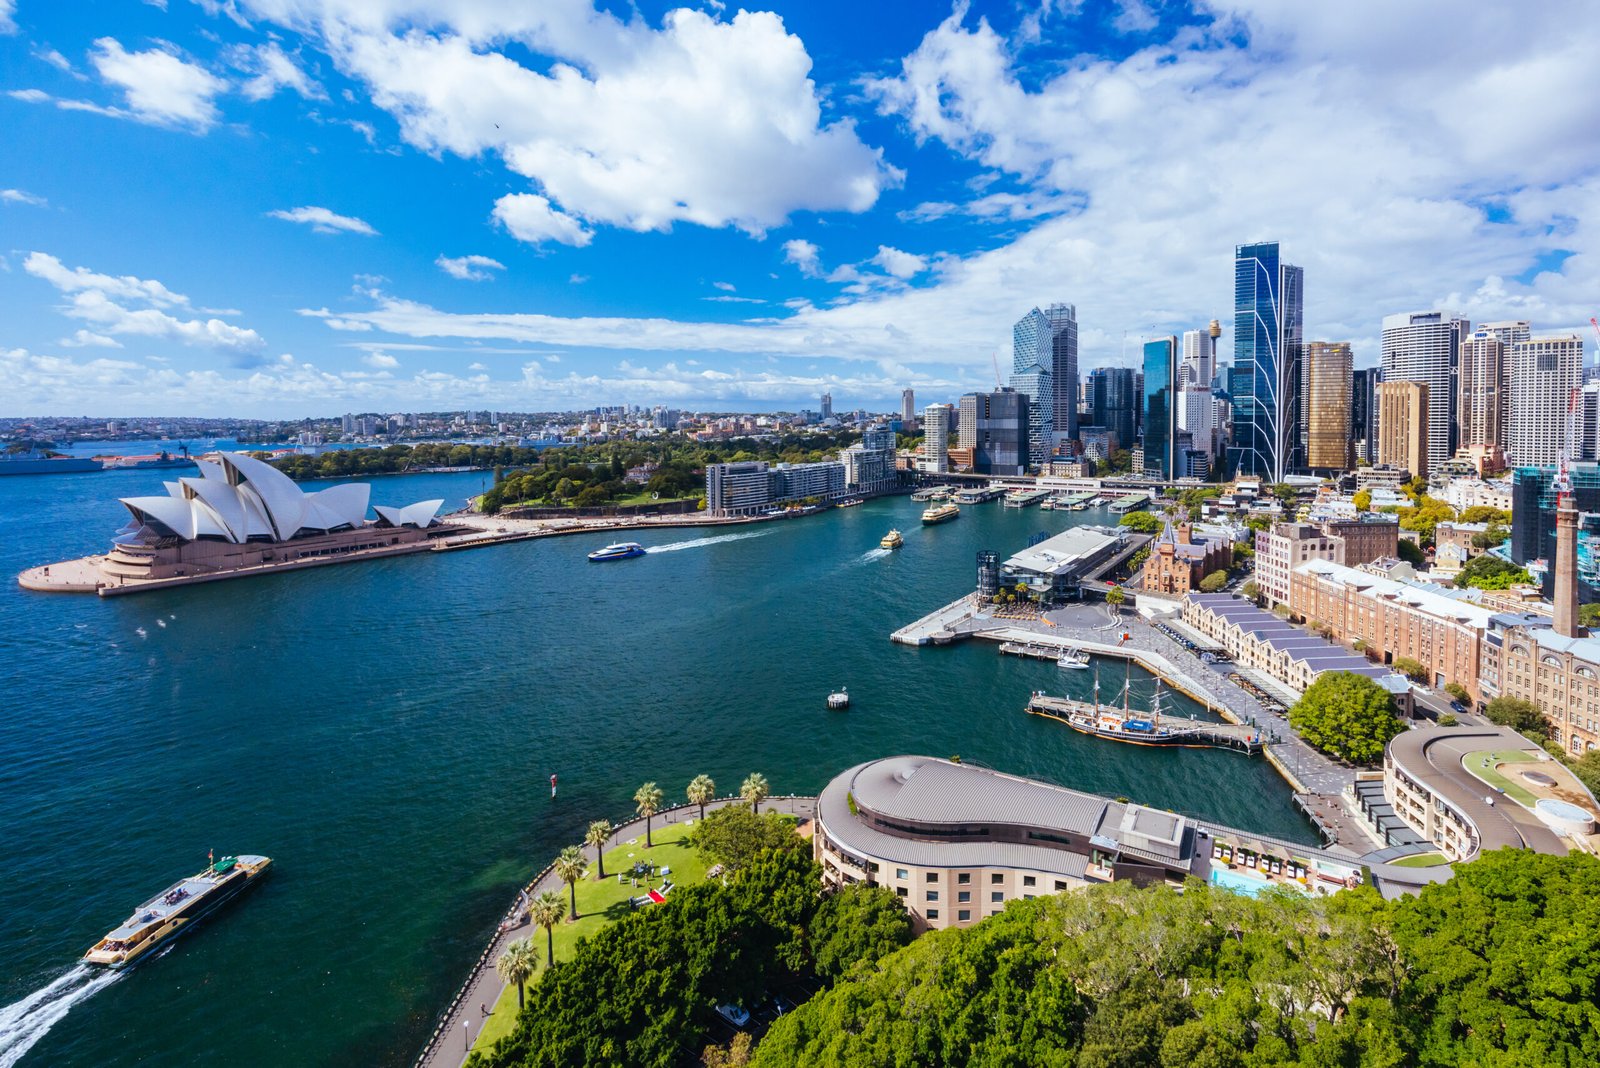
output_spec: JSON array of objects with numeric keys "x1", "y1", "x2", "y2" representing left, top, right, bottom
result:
[
  {"x1": 880, "y1": 529, "x2": 903, "y2": 549},
  {"x1": 921, "y1": 502, "x2": 960, "y2": 525},
  {"x1": 84, "y1": 854, "x2": 272, "y2": 969},
  {"x1": 587, "y1": 542, "x2": 646, "y2": 562}
]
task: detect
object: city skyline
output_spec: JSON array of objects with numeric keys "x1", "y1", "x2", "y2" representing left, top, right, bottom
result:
[{"x1": 1, "y1": 1, "x2": 1597, "y2": 417}]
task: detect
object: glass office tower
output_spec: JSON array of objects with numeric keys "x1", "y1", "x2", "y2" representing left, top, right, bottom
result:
[{"x1": 1229, "y1": 241, "x2": 1304, "y2": 482}]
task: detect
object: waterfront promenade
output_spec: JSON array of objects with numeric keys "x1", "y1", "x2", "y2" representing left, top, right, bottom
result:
[
  {"x1": 416, "y1": 794, "x2": 818, "y2": 1068},
  {"x1": 894, "y1": 597, "x2": 1387, "y2": 855}
]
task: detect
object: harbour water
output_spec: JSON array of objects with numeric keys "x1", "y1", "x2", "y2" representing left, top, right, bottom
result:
[{"x1": 0, "y1": 468, "x2": 1312, "y2": 1067}]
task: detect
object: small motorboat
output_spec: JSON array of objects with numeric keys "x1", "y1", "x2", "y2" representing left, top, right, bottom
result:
[
  {"x1": 827, "y1": 688, "x2": 850, "y2": 710},
  {"x1": 587, "y1": 542, "x2": 646, "y2": 562},
  {"x1": 1057, "y1": 649, "x2": 1090, "y2": 669},
  {"x1": 880, "y1": 529, "x2": 903, "y2": 550}
]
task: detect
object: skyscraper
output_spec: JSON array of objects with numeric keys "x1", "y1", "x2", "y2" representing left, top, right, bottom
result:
[
  {"x1": 1229, "y1": 241, "x2": 1304, "y2": 482},
  {"x1": 1505, "y1": 334, "x2": 1583, "y2": 467},
  {"x1": 1457, "y1": 328, "x2": 1505, "y2": 453},
  {"x1": 1350, "y1": 367, "x2": 1380, "y2": 464},
  {"x1": 1089, "y1": 367, "x2": 1138, "y2": 454},
  {"x1": 1304, "y1": 342, "x2": 1353, "y2": 472},
  {"x1": 820, "y1": 391, "x2": 834, "y2": 420},
  {"x1": 959, "y1": 388, "x2": 1030, "y2": 475},
  {"x1": 922, "y1": 403, "x2": 952, "y2": 473},
  {"x1": 1011, "y1": 304, "x2": 1077, "y2": 461},
  {"x1": 1380, "y1": 310, "x2": 1469, "y2": 475},
  {"x1": 901, "y1": 388, "x2": 915, "y2": 425},
  {"x1": 1142, "y1": 336, "x2": 1178, "y2": 479},
  {"x1": 1377, "y1": 380, "x2": 1429, "y2": 479}
]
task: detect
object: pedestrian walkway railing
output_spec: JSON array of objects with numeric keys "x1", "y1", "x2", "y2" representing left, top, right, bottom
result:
[{"x1": 411, "y1": 794, "x2": 816, "y2": 1067}]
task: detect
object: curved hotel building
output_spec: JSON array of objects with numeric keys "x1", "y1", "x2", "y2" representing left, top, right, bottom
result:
[{"x1": 813, "y1": 756, "x2": 1427, "y2": 932}]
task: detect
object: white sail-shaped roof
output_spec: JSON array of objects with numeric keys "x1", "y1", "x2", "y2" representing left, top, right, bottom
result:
[{"x1": 117, "y1": 452, "x2": 435, "y2": 545}]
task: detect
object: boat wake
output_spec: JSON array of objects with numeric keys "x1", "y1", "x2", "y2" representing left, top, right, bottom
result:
[
  {"x1": 858, "y1": 548, "x2": 891, "y2": 564},
  {"x1": 645, "y1": 531, "x2": 771, "y2": 554},
  {"x1": 0, "y1": 966, "x2": 120, "y2": 1068}
]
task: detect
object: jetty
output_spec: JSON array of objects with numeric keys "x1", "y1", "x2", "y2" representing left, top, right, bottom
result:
[
  {"x1": 955, "y1": 485, "x2": 1006, "y2": 504},
  {"x1": 1003, "y1": 488, "x2": 1050, "y2": 508},
  {"x1": 1025, "y1": 692, "x2": 1264, "y2": 755},
  {"x1": 1108, "y1": 493, "x2": 1150, "y2": 514}
]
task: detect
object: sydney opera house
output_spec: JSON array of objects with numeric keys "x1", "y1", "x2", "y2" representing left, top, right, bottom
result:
[{"x1": 22, "y1": 452, "x2": 451, "y2": 594}]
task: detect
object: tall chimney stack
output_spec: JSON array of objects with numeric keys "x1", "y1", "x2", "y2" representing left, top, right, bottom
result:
[{"x1": 1555, "y1": 504, "x2": 1580, "y2": 638}]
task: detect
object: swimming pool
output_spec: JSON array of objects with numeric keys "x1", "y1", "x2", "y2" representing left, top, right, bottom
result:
[{"x1": 1210, "y1": 866, "x2": 1273, "y2": 896}]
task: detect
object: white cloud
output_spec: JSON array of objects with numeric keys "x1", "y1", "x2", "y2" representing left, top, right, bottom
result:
[
  {"x1": 90, "y1": 38, "x2": 228, "y2": 130},
  {"x1": 24, "y1": 252, "x2": 266, "y2": 360},
  {"x1": 435, "y1": 253, "x2": 506, "y2": 280},
  {"x1": 363, "y1": 351, "x2": 399, "y2": 368},
  {"x1": 704, "y1": 295, "x2": 765, "y2": 304},
  {"x1": 223, "y1": 1, "x2": 898, "y2": 241},
  {"x1": 60, "y1": 330, "x2": 123, "y2": 348},
  {"x1": 782, "y1": 238, "x2": 821, "y2": 277},
  {"x1": 491, "y1": 193, "x2": 591, "y2": 247},
  {"x1": 8, "y1": 88, "x2": 50, "y2": 103},
  {"x1": 268, "y1": 205, "x2": 379, "y2": 235},
  {"x1": 713, "y1": 281, "x2": 736, "y2": 291},
  {"x1": 0, "y1": 0, "x2": 14, "y2": 35},
  {"x1": 35, "y1": 48, "x2": 85, "y2": 78},
  {"x1": 872, "y1": 245, "x2": 927, "y2": 279},
  {"x1": 1, "y1": 188, "x2": 47, "y2": 207},
  {"x1": 231, "y1": 41, "x2": 324, "y2": 101}
]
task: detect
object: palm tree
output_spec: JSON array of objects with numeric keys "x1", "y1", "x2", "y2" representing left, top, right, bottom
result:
[
  {"x1": 686, "y1": 774, "x2": 715, "y2": 821},
  {"x1": 584, "y1": 819, "x2": 611, "y2": 880},
  {"x1": 634, "y1": 781, "x2": 664, "y2": 847},
  {"x1": 554, "y1": 845, "x2": 588, "y2": 921},
  {"x1": 528, "y1": 890, "x2": 565, "y2": 967},
  {"x1": 740, "y1": 772, "x2": 770, "y2": 815},
  {"x1": 495, "y1": 938, "x2": 539, "y2": 1009}
]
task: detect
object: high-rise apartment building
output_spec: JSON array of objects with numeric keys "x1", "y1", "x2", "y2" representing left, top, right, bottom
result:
[
  {"x1": 1505, "y1": 334, "x2": 1583, "y2": 467},
  {"x1": 1142, "y1": 336, "x2": 1178, "y2": 479},
  {"x1": 1457, "y1": 328, "x2": 1505, "y2": 454},
  {"x1": 1304, "y1": 341, "x2": 1352, "y2": 472},
  {"x1": 1089, "y1": 367, "x2": 1138, "y2": 456},
  {"x1": 1012, "y1": 304, "x2": 1077, "y2": 460},
  {"x1": 1380, "y1": 310, "x2": 1469, "y2": 475},
  {"x1": 1377, "y1": 380, "x2": 1429, "y2": 479},
  {"x1": 958, "y1": 388, "x2": 1030, "y2": 475},
  {"x1": 922, "y1": 403, "x2": 952, "y2": 473},
  {"x1": 1230, "y1": 241, "x2": 1304, "y2": 482},
  {"x1": 1350, "y1": 368, "x2": 1380, "y2": 464},
  {"x1": 901, "y1": 389, "x2": 915, "y2": 426},
  {"x1": 820, "y1": 391, "x2": 834, "y2": 420}
]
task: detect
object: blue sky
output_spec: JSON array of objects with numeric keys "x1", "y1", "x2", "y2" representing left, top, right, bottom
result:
[{"x1": 2, "y1": 0, "x2": 1596, "y2": 417}]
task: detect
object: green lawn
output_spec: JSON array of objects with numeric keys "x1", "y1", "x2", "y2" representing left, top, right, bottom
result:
[
  {"x1": 471, "y1": 826, "x2": 711, "y2": 1053},
  {"x1": 1391, "y1": 852, "x2": 1451, "y2": 868},
  {"x1": 1463, "y1": 749, "x2": 1539, "y2": 807}
]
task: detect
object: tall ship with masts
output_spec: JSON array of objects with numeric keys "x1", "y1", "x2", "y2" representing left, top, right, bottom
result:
[{"x1": 1025, "y1": 661, "x2": 1262, "y2": 754}]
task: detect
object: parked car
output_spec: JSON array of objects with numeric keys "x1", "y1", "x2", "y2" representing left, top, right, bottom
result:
[{"x1": 715, "y1": 1004, "x2": 750, "y2": 1028}]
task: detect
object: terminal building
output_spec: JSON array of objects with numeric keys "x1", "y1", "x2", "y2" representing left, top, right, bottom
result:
[
  {"x1": 815, "y1": 756, "x2": 1439, "y2": 932},
  {"x1": 998, "y1": 527, "x2": 1128, "y2": 601}
]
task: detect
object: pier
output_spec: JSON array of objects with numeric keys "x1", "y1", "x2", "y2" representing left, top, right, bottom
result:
[
  {"x1": 1108, "y1": 493, "x2": 1151, "y2": 513},
  {"x1": 1024, "y1": 693, "x2": 1264, "y2": 755}
]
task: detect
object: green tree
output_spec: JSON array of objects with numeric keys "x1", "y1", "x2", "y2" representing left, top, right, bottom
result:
[
  {"x1": 1471, "y1": 523, "x2": 1509, "y2": 550},
  {"x1": 740, "y1": 772, "x2": 771, "y2": 814},
  {"x1": 1106, "y1": 585, "x2": 1126, "y2": 610},
  {"x1": 700, "y1": 1033, "x2": 754, "y2": 1068},
  {"x1": 686, "y1": 774, "x2": 716, "y2": 821},
  {"x1": 1569, "y1": 749, "x2": 1600, "y2": 797},
  {"x1": 1455, "y1": 553, "x2": 1531, "y2": 590},
  {"x1": 495, "y1": 937, "x2": 539, "y2": 1009},
  {"x1": 1241, "y1": 580, "x2": 1260, "y2": 603},
  {"x1": 1392, "y1": 656, "x2": 1429, "y2": 683},
  {"x1": 1198, "y1": 570, "x2": 1229, "y2": 593},
  {"x1": 1437, "y1": 713, "x2": 1459, "y2": 727},
  {"x1": 1458, "y1": 505, "x2": 1510, "y2": 525},
  {"x1": 634, "y1": 781, "x2": 664, "y2": 847},
  {"x1": 1396, "y1": 539, "x2": 1426, "y2": 567},
  {"x1": 809, "y1": 883, "x2": 913, "y2": 982},
  {"x1": 1443, "y1": 681, "x2": 1470, "y2": 704},
  {"x1": 1353, "y1": 488, "x2": 1372, "y2": 512},
  {"x1": 1288, "y1": 671, "x2": 1402, "y2": 764},
  {"x1": 528, "y1": 889, "x2": 565, "y2": 967},
  {"x1": 689, "y1": 806, "x2": 800, "y2": 872},
  {"x1": 585, "y1": 819, "x2": 612, "y2": 880},
  {"x1": 1119, "y1": 511, "x2": 1162, "y2": 534},
  {"x1": 554, "y1": 845, "x2": 588, "y2": 920},
  {"x1": 1483, "y1": 696, "x2": 1547, "y2": 736}
]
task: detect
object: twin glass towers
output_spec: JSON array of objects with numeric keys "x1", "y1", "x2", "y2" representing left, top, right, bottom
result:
[{"x1": 1228, "y1": 241, "x2": 1304, "y2": 484}]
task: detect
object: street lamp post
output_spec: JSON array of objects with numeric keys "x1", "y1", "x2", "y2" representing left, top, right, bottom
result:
[{"x1": 464, "y1": 1019, "x2": 471, "y2": 1054}]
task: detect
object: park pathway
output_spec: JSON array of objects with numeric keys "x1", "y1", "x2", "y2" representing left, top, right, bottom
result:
[{"x1": 415, "y1": 794, "x2": 818, "y2": 1068}]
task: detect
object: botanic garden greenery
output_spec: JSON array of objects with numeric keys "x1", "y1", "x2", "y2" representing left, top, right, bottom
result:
[
  {"x1": 475, "y1": 844, "x2": 1600, "y2": 1068},
  {"x1": 1287, "y1": 670, "x2": 1402, "y2": 764}
]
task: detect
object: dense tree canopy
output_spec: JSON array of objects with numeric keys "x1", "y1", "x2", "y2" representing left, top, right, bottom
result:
[
  {"x1": 1483, "y1": 696, "x2": 1548, "y2": 737},
  {"x1": 1119, "y1": 511, "x2": 1163, "y2": 534},
  {"x1": 1455, "y1": 553, "x2": 1532, "y2": 591},
  {"x1": 1288, "y1": 670, "x2": 1402, "y2": 764},
  {"x1": 688, "y1": 807, "x2": 800, "y2": 873},
  {"x1": 808, "y1": 885, "x2": 913, "y2": 983},
  {"x1": 1392, "y1": 656, "x2": 1429, "y2": 684},
  {"x1": 1198, "y1": 570, "x2": 1229, "y2": 593}
]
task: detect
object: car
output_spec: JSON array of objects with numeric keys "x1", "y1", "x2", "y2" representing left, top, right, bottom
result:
[
  {"x1": 771, "y1": 994, "x2": 797, "y2": 1016},
  {"x1": 715, "y1": 1004, "x2": 750, "y2": 1028},
  {"x1": 1450, "y1": 700, "x2": 1466, "y2": 713}
]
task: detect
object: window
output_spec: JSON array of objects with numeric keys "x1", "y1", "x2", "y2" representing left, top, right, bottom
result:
[
  {"x1": 895, "y1": 868, "x2": 908, "y2": 880},
  {"x1": 958, "y1": 909, "x2": 971, "y2": 921},
  {"x1": 991, "y1": 891, "x2": 1004, "y2": 903},
  {"x1": 1022, "y1": 875, "x2": 1036, "y2": 887},
  {"x1": 926, "y1": 891, "x2": 938, "y2": 902},
  {"x1": 957, "y1": 891, "x2": 971, "y2": 903},
  {"x1": 895, "y1": 887, "x2": 907, "y2": 898},
  {"x1": 926, "y1": 872, "x2": 938, "y2": 883},
  {"x1": 1054, "y1": 880, "x2": 1068, "y2": 891},
  {"x1": 926, "y1": 909, "x2": 939, "y2": 920},
  {"x1": 991, "y1": 873, "x2": 1004, "y2": 884},
  {"x1": 957, "y1": 872, "x2": 971, "y2": 885}
]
